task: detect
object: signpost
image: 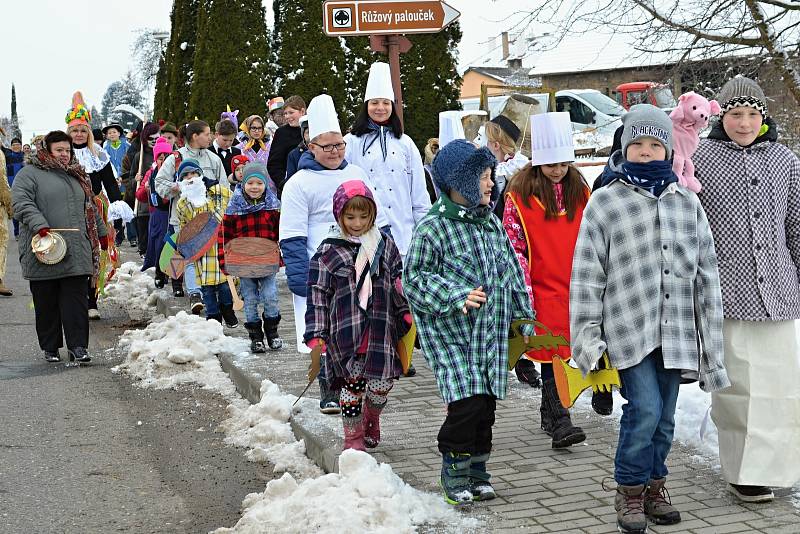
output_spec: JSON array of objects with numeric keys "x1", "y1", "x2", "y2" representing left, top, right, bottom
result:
[{"x1": 323, "y1": 0, "x2": 461, "y2": 123}]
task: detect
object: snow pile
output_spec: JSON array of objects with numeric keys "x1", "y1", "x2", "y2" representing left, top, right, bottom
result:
[
  {"x1": 213, "y1": 449, "x2": 479, "y2": 534},
  {"x1": 219, "y1": 380, "x2": 322, "y2": 479},
  {"x1": 101, "y1": 262, "x2": 169, "y2": 316},
  {"x1": 114, "y1": 311, "x2": 247, "y2": 396}
]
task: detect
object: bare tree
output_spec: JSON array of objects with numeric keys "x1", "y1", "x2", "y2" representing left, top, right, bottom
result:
[
  {"x1": 522, "y1": 0, "x2": 800, "y2": 104},
  {"x1": 131, "y1": 28, "x2": 167, "y2": 91}
]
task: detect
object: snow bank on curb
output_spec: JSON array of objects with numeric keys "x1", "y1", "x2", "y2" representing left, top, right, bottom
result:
[
  {"x1": 113, "y1": 311, "x2": 247, "y2": 397},
  {"x1": 212, "y1": 449, "x2": 479, "y2": 534},
  {"x1": 101, "y1": 262, "x2": 169, "y2": 316},
  {"x1": 219, "y1": 379, "x2": 322, "y2": 479}
]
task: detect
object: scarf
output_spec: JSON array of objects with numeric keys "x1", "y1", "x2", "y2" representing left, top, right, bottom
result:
[
  {"x1": 340, "y1": 226, "x2": 383, "y2": 312},
  {"x1": 552, "y1": 182, "x2": 565, "y2": 213},
  {"x1": 225, "y1": 182, "x2": 281, "y2": 215},
  {"x1": 33, "y1": 150, "x2": 101, "y2": 281},
  {"x1": 72, "y1": 143, "x2": 110, "y2": 173},
  {"x1": 362, "y1": 118, "x2": 391, "y2": 161},
  {"x1": 620, "y1": 160, "x2": 678, "y2": 198},
  {"x1": 430, "y1": 193, "x2": 493, "y2": 225}
]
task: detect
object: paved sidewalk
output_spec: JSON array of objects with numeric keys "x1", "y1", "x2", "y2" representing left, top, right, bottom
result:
[{"x1": 154, "y1": 273, "x2": 800, "y2": 534}]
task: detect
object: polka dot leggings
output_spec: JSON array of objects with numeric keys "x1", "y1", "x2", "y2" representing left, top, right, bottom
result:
[{"x1": 340, "y1": 358, "x2": 394, "y2": 418}]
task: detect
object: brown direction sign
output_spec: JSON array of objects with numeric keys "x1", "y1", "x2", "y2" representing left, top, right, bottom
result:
[{"x1": 323, "y1": 0, "x2": 460, "y2": 36}]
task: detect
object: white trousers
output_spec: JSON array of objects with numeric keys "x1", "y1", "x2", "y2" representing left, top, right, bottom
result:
[{"x1": 711, "y1": 319, "x2": 800, "y2": 487}]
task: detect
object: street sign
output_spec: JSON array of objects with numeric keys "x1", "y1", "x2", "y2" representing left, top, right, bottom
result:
[{"x1": 323, "y1": 0, "x2": 460, "y2": 36}]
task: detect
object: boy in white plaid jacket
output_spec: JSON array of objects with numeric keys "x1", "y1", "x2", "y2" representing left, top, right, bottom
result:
[{"x1": 569, "y1": 105, "x2": 730, "y2": 534}]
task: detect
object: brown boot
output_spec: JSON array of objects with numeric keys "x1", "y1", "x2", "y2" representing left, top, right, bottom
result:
[
  {"x1": 614, "y1": 484, "x2": 648, "y2": 534},
  {"x1": 0, "y1": 279, "x2": 12, "y2": 296},
  {"x1": 645, "y1": 478, "x2": 681, "y2": 525}
]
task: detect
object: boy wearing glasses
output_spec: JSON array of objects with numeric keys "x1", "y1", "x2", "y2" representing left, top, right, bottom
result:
[{"x1": 280, "y1": 94, "x2": 389, "y2": 414}]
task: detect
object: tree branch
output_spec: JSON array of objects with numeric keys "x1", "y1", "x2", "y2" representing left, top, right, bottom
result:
[{"x1": 632, "y1": 0, "x2": 763, "y2": 44}]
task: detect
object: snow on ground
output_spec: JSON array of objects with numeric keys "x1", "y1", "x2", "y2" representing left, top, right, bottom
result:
[
  {"x1": 212, "y1": 449, "x2": 479, "y2": 534},
  {"x1": 574, "y1": 130, "x2": 613, "y2": 151},
  {"x1": 101, "y1": 262, "x2": 170, "y2": 318},
  {"x1": 115, "y1": 310, "x2": 479, "y2": 532},
  {"x1": 113, "y1": 311, "x2": 246, "y2": 397}
]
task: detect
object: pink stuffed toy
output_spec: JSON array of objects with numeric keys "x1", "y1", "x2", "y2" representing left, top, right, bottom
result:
[{"x1": 669, "y1": 91, "x2": 721, "y2": 193}]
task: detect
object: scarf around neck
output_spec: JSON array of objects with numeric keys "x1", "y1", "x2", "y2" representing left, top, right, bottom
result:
[
  {"x1": 620, "y1": 160, "x2": 678, "y2": 198},
  {"x1": 362, "y1": 119, "x2": 391, "y2": 161},
  {"x1": 340, "y1": 226, "x2": 383, "y2": 312},
  {"x1": 225, "y1": 182, "x2": 281, "y2": 215},
  {"x1": 431, "y1": 193, "x2": 493, "y2": 225},
  {"x1": 33, "y1": 151, "x2": 101, "y2": 281}
]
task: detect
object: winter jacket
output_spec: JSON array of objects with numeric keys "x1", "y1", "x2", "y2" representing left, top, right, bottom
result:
[
  {"x1": 4, "y1": 149, "x2": 24, "y2": 186},
  {"x1": 104, "y1": 138, "x2": 130, "y2": 177},
  {"x1": 11, "y1": 163, "x2": 107, "y2": 281},
  {"x1": 267, "y1": 124, "x2": 303, "y2": 193},
  {"x1": 569, "y1": 178, "x2": 729, "y2": 392},
  {"x1": 279, "y1": 154, "x2": 389, "y2": 297},
  {"x1": 404, "y1": 194, "x2": 534, "y2": 404},
  {"x1": 175, "y1": 184, "x2": 231, "y2": 286},
  {"x1": 122, "y1": 147, "x2": 155, "y2": 216},
  {"x1": 284, "y1": 145, "x2": 306, "y2": 183},
  {"x1": 154, "y1": 146, "x2": 229, "y2": 227},
  {"x1": 344, "y1": 132, "x2": 430, "y2": 256},
  {"x1": 218, "y1": 209, "x2": 280, "y2": 274},
  {"x1": 305, "y1": 232, "x2": 410, "y2": 381},
  {"x1": 694, "y1": 118, "x2": 800, "y2": 321}
]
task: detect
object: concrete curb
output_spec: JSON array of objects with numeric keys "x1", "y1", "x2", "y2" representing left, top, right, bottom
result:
[{"x1": 154, "y1": 294, "x2": 342, "y2": 473}]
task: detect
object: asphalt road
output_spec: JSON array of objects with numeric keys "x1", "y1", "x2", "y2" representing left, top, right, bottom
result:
[{"x1": 0, "y1": 237, "x2": 273, "y2": 534}]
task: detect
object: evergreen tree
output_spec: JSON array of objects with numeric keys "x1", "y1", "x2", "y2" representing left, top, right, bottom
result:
[
  {"x1": 274, "y1": 0, "x2": 349, "y2": 121},
  {"x1": 90, "y1": 105, "x2": 103, "y2": 129},
  {"x1": 10, "y1": 83, "x2": 21, "y2": 139},
  {"x1": 101, "y1": 73, "x2": 145, "y2": 132},
  {"x1": 341, "y1": 36, "x2": 375, "y2": 127},
  {"x1": 189, "y1": 0, "x2": 272, "y2": 122},
  {"x1": 154, "y1": 0, "x2": 199, "y2": 125},
  {"x1": 400, "y1": 24, "x2": 463, "y2": 151}
]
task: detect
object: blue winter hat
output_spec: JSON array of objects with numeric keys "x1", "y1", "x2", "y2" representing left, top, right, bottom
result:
[
  {"x1": 177, "y1": 158, "x2": 202, "y2": 179},
  {"x1": 242, "y1": 161, "x2": 269, "y2": 184},
  {"x1": 431, "y1": 139, "x2": 497, "y2": 208}
]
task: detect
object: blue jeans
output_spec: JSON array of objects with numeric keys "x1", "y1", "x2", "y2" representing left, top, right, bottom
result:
[
  {"x1": 239, "y1": 275, "x2": 279, "y2": 323},
  {"x1": 201, "y1": 282, "x2": 232, "y2": 317},
  {"x1": 615, "y1": 347, "x2": 682, "y2": 486}
]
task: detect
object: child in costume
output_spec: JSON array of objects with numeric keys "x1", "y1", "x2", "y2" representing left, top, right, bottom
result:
[
  {"x1": 174, "y1": 159, "x2": 235, "y2": 327},
  {"x1": 570, "y1": 104, "x2": 730, "y2": 534},
  {"x1": 136, "y1": 136, "x2": 175, "y2": 289},
  {"x1": 695, "y1": 77, "x2": 800, "y2": 503},
  {"x1": 404, "y1": 139, "x2": 535, "y2": 505},
  {"x1": 229, "y1": 154, "x2": 249, "y2": 188},
  {"x1": 304, "y1": 180, "x2": 410, "y2": 451},
  {"x1": 503, "y1": 112, "x2": 589, "y2": 449},
  {"x1": 219, "y1": 162, "x2": 283, "y2": 352}
]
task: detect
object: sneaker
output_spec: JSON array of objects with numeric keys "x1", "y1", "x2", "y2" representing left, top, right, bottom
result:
[
  {"x1": 320, "y1": 401, "x2": 341, "y2": 414},
  {"x1": 129, "y1": 240, "x2": 138, "y2": 248},
  {"x1": 43, "y1": 350, "x2": 61, "y2": 362},
  {"x1": 644, "y1": 478, "x2": 681, "y2": 525},
  {"x1": 189, "y1": 294, "x2": 204, "y2": 315},
  {"x1": 403, "y1": 363, "x2": 417, "y2": 377},
  {"x1": 88, "y1": 308, "x2": 101, "y2": 320},
  {"x1": 68, "y1": 347, "x2": 92, "y2": 363},
  {"x1": 173, "y1": 287, "x2": 185, "y2": 298},
  {"x1": 220, "y1": 304, "x2": 239, "y2": 328},
  {"x1": 154, "y1": 276, "x2": 166, "y2": 289},
  {"x1": 728, "y1": 483, "x2": 774, "y2": 503},
  {"x1": 469, "y1": 453, "x2": 496, "y2": 501},
  {"x1": 614, "y1": 484, "x2": 648, "y2": 534}
]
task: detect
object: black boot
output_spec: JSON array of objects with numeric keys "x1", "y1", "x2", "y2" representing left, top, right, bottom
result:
[
  {"x1": 244, "y1": 321, "x2": 266, "y2": 353},
  {"x1": 220, "y1": 303, "x2": 239, "y2": 328},
  {"x1": 542, "y1": 378, "x2": 586, "y2": 448},
  {"x1": 262, "y1": 314, "x2": 283, "y2": 350}
]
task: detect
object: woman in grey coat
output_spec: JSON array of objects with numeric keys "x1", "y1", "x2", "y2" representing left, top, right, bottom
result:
[{"x1": 11, "y1": 131, "x2": 108, "y2": 363}]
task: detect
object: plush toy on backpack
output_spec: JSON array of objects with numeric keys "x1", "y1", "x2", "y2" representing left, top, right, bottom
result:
[{"x1": 669, "y1": 91, "x2": 721, "y2": 193}]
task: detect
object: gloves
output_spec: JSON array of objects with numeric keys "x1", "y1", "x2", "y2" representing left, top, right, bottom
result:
[
  {"x1": 38, "y1": 227, "x2": 50, "y2": 238},
  {"x1": 99, "y1": 236, "x2": 109, "y2": 250}
]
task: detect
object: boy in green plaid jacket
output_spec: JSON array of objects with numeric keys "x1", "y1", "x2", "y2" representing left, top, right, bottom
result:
[{"x1": 404, "y1": 139, "x2": 534, "y2": 505}]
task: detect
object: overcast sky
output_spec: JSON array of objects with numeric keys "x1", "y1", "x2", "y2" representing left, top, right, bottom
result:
[{"x1": 2, "y1": 1, "x2": 539, "y2": 141}]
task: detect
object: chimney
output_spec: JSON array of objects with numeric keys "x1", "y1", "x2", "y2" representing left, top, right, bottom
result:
[{"x1": 501, "y1": 32, "x2": 510, "y2": 60}]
